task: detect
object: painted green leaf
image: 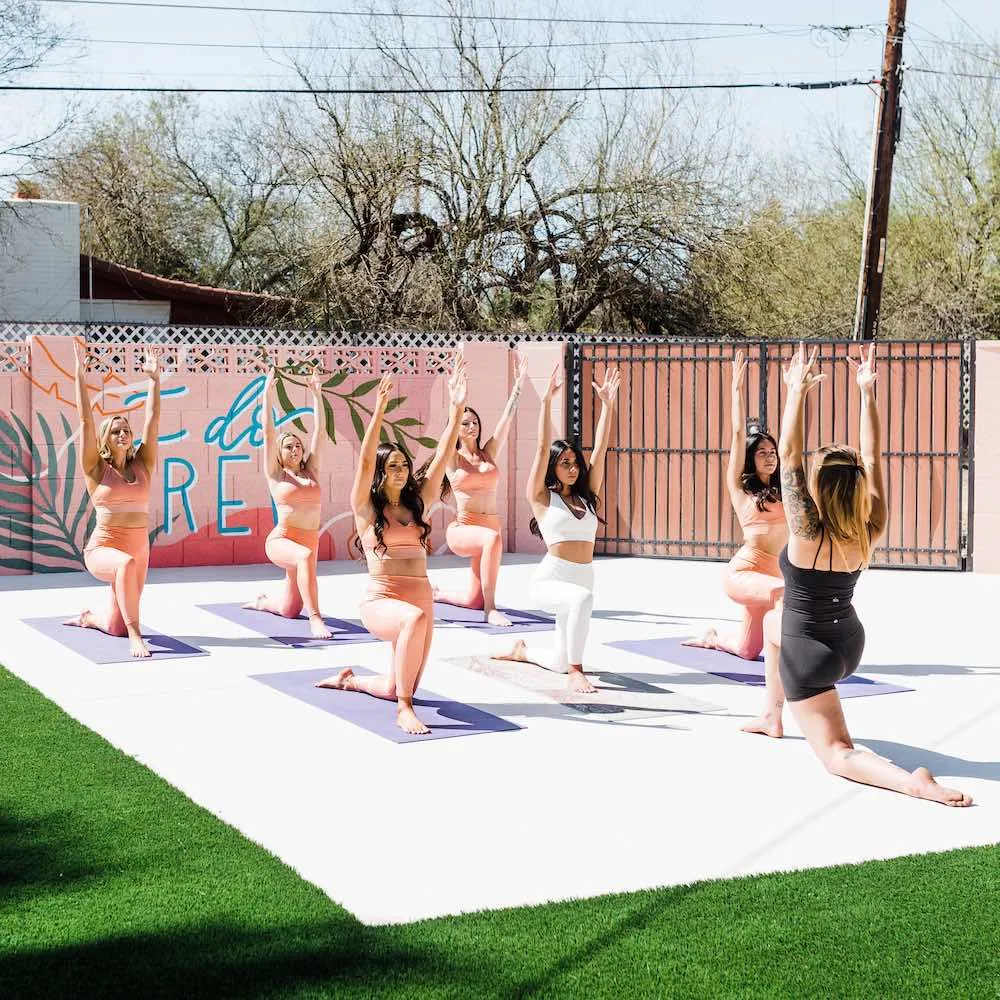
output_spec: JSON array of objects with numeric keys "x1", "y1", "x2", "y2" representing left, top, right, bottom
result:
[
  {"x1": 392, "y1": 417, "x2": 421, "y2": 427},
  {"x1": 61, "y1": 415, "x2": 76, "y2": 523},
  {"x1": 0, "y1": 556, "x2": 33, "y2": 572},
  {"x1": 274, "y1": 376, "x2": 307, "y2": 434},
  {"x1": 323, "y1": 371, "x2": 349, "y2": 389},
  {"x1": 346, "y1": 378, "x2": 380, "y2": 399},
  {"x1": 383, "y1": 396, "x2": 407, "y2": 413},
  {"x1": 348, "y1": 404, "x2": 365, "y2": 441},
  {"x1": 0, "y1": 487, "x2": 31, "y2": 509},
  {"x1": 416, "y1": 437, "x2": 438, "y2": 449},
  {"x1": 322, "y1": 395, "x2": 337, "y2": 444},
  {"x1": 11, "y1": 412, "x2": 40, "y2": 473},
  {"x1": 378, "y1": 427, "x2": 389, "y2": 443}
]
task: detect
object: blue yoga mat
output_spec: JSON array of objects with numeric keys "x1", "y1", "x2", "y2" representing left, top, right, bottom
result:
[
  {"x1": 432, "y1": 602, "x2": 554, "y2": 634},
  {"x1": 608, "y1": 636, "x2": 914, "y2": 699},
  {"x1": 198, "y1": 603, "x2": 377, "y2": 647},
  {"x1": 22, "y1": 616, "x2": 208, "y2": 665},
  {"x1": 250, "y1": 666, "x2": 522, "y2": 744}
]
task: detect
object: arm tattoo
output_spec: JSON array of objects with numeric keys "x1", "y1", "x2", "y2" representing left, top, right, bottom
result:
[{"x1": 780, "y1": 462, "x2": 821, "y2": 539}]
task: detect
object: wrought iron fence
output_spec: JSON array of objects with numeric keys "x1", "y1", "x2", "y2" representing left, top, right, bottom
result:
[{"x1": 568, "y1": 339, "x2": 973, "y2": 570}]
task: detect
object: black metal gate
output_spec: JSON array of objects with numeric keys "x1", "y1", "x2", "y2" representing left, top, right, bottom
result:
[{"x1": 567, "y1": 338, "x2": 973, "y2": 570}]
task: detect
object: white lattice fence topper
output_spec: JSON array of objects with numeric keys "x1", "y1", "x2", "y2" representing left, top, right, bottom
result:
[
  {"x1": 0, "y1": 341, "x2": 28, "y2": 374},
  {"x1": 84, "y1": 342, "x2": 459, "y2": 377}
]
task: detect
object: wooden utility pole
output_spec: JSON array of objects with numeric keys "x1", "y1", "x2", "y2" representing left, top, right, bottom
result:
[{"x1": 853, "y1": 0, "x2": 907, "y2": 341}]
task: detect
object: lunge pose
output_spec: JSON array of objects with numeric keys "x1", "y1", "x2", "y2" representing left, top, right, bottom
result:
[
  {"x1": 433, "y1": 352, "x2": 528, "y2": 626},
  {"x1": 744, "y1": 343, "x2": 971, "y2": 807},
  {"x1": 244, "y1": 368, "x2": 331, "y2": 639},
  {"x1": 497, "y1": 364, "x2": 621, "y2": 694},
  {"x1": 317, "y1": 360, "x2": 468, "y2": 734},
  {"x1": 66, "y1": 340, "x2": 161, "y2": 658},
  {"x1": 685, "y1": 349, "x2": 786, "y2": 659}
]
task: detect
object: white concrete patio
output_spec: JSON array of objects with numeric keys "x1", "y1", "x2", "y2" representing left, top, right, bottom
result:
[{"x1": 3, "y1": 554, "x2": 998, "y2": 924}]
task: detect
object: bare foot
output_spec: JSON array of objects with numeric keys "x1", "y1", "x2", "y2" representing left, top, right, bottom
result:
[
  {"x1": 315, "y1": 667, "x2": 356, "y2": 691},
  {"x1": 567, "y1": 668, "x2": 598, "y2": 694},
  {"x1": 907, "y1": 766, "x2": 973, "y2": 807},
  {"x1": 397, "y1": 704, "x2": 431, "y2": 735},
  {"x1": 493, "y1": 639, "x2": 527, "y2": 662},
  {"x1": 741, "y1": 710, "x2": 784, "y2": 739},
  {"x1": 64, "y1": 609, "x2": 98, "y2": 629},
  {"x1": 309, "y1": 613, "x2": 333, "y2": 640},
  {"x1": 486, "y1": 609, "x2": 512, "y2": 627},
  {"x1": 129, "y1": 635, "x2": 151, "y2": 659},
  {"x1": 682, "y1": 628, "x2": 717, "y2": 649},
  {"x1": 241, "y1": 595, "x2": 265, "y2": 611}
]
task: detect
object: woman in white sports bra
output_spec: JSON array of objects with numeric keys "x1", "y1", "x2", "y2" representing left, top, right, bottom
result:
[{"x1": 497, "y1": 363, "x2": 621, "y2": 693}]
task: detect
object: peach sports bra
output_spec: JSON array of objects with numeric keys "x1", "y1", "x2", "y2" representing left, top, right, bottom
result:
[
  {"x1": 269, "y1": 468, "x2": 321, "y2": 520},
  {"x1": 91, "y1": 460, "x2": 150, "y2": 515},
  {"x1": 449, "y1": 452, "x2": 500, "y2": 498},
  {"x1": 737, "y1": 497, "x2": 785, "y2": 531},
  {"x1": 361, "y1": 518, "x2": 428, "y2": 562}
]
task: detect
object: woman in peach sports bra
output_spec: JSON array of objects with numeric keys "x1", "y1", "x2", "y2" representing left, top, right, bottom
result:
[
  {"x1": 433, "y1": 352, "x2": 528, "y2": 627},
  {"x1": 317, "y1": 360, "x2": 468, "y2": 735},
  {"x1": 243, "y1": 367, "x2": 332, "y2": 639},
  {"x1": 66, "y1": 340, "x2": 162, "y2": 659},
  {"x1": 684, "y1": 349, "x2": 786, "y2": 661}
]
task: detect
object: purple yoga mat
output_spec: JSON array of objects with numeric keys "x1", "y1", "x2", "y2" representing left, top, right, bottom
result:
[
  {"x1": 433, "y1": 602, "x2": 554, "y2": 635},
  {"x1": 250, "y1": 666, "x2": 522, "y2": 743},
  {"x1": 608, "y1": 636, "x2": 914, "y2": 699},
  {"x1": 197, "y1": 603, "x2": 377, "y2": 647},
  {"x1": 22, "y1": 616, "x2": 209, "y2": 664}
]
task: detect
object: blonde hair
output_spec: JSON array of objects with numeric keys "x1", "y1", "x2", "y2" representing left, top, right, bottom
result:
[
  {"x1": 810, "y1": 445, "x2": 872, "y2": 568},
  {"x1": 97, "y1": 416, "x2": 136, "y2": 464},
  {"x1": 278, "y1": 432, "x2": 307, "y2": 470}
]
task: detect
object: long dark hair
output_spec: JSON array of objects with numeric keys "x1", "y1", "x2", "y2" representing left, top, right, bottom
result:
[
  {"x1": 742, "y1": 422, "x2": 781, "y2": 511},
  {"x1": 439, "y1": 405, "x2": 485, "y2": 501},
  {"x1": 528, "y1": 439, "x2": 604, "y2": 538},
  {"x1": 354, "y1": 443, "x2": 433, "y2": 557}
]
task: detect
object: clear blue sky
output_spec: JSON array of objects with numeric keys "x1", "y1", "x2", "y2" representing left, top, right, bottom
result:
[{"x1": 3, "y1": 0, "x2": 998, "y2": 195}]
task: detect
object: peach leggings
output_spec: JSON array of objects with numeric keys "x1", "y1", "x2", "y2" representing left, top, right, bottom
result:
[
  {"x1": 84, "y1": 525, "x2": 150, "y2": 635},
  {"x1": 435, "y1": 511, "x2": 503, "y2": 611},
  {"x1": 354, "y1": 575, "x2": 435, "y2": 700},
  {"x1": 258, "y1": 524, "x2": 321, "y2": 619},
  {"x1": 715, "y1": 545, "x2": 785, "y2": 660}
]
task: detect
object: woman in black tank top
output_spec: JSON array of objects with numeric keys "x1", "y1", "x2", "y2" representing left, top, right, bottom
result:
[{"x1": 741, "y1": 344, "x2": 970, "y2": 808}]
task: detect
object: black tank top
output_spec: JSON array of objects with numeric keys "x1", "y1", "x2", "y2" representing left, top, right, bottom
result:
[{"x1": 779, "y1": 527, "x2": 862, "y2": 627}]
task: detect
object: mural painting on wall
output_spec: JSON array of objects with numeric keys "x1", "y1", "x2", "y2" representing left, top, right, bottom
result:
[{"x1": 0, "y1": 337, "x2": 447, "y2": 574}]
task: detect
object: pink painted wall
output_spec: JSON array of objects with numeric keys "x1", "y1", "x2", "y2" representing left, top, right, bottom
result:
[
  {"x1": 973, "y1": 341, "x2": 1000, "y2": 573},
  {"x1": 0, "y1": 335, "x2": 561, "y2": 575}
]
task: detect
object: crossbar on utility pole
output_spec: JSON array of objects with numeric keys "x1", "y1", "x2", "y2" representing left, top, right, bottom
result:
[{"x1": 853, "y1": 0, "x2": 906, "y2": 342}]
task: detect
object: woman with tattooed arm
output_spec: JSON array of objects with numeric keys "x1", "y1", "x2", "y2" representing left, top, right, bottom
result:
[{"x1": 743, "y1": 343, "x2": 971, "y2": 807}]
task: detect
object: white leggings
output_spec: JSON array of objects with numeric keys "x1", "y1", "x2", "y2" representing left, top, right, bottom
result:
[{"x1": 523, "y1": 554, "x2": 595, "y2": 672}]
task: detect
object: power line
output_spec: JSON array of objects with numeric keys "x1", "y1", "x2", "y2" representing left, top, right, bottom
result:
[
  {"x1": 37, "y1": 1, "x2": 880, "y2": 31},
  {"x1": 0, "y1": 76, "x2": 877, "y2": 94},
  {"x1": 65, "y1": 28, "x2": 811, "y2": 52},
  {"x1": 906, "y1": 65, "x2": 1000, "y2": 80},
  {"x1": 938, "y1": 0, "x2": 993, "y2": 49}
]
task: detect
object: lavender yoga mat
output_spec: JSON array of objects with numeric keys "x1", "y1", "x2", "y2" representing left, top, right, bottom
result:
[
  {"x1": 608, "y1": 636, "x2": 913, "y2": 699},
  {"x1": 250, "y1": 666, "x2": 522, "y2": 744},
  {"x1": 22, "y1": 616, "x2": 208, "y2": 664},
  {"x1": 433, "y1": 602, "x2": 554, "y2": 635},
  {"x1": 197, "y1": 603, "x2": 377, "y2": 647}
]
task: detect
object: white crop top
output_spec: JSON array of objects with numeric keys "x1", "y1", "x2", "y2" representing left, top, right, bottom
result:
[{"x1": 537, "y1": 491, "x2": 598, "y2": 545}]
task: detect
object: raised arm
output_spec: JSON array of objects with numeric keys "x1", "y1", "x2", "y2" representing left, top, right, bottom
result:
[
  {"x1": 483, "y1": 351, "x2": 527, "y2": 459},
  {"x1": 305, "y1": 370, "x2": 326, "y2": 474},
  {"x1": 587, "y1": 367, "x2": 621, "y2": 497},
  {"x1": 261, "y1": 367, "x2": 279, "y2": 478},
  {"x1": 849, "y1": 344, "x2": 887, "y2": 541},
  {"x1": 136, "y1": 348, "x2": 161, "y2": 475},
  {"x1": 420, "y1": 358, "x2": 468, "y2": 505},
  {"x1": 351, "y1": 374, "x2": 394, "y2": 517},
  {"x1": 73, "y1": 339, "x2": 100, "y2": 479},
  {"x1": 726, "y1": 350, "x2": 748, "y2": 501},
  {"x1": 527, "y1": 365, "x2": 561, "y2": 505},
  {"x1": 778, "y1": 343, "x2": 825, "y2": 540}
]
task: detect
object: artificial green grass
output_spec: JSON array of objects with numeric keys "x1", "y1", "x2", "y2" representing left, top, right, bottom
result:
[{"x1": 2, "y1": 665, "x2": 998, "y2": 1000}]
